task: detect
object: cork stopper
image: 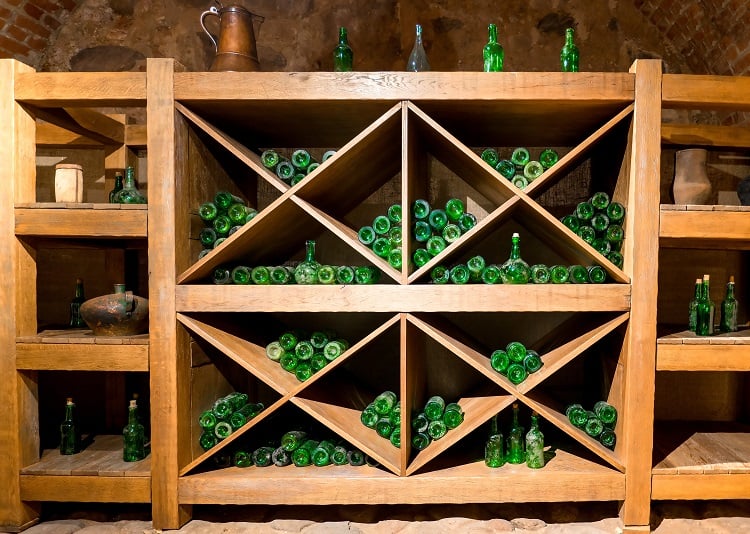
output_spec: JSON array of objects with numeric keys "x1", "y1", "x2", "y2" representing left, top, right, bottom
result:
[
  {"x1": 512, "y1": 232, "x2": 520, "y2": 238},
  {"x1": 129, "y1": 399, "x2": 137, "y2": 408},
  {"x1": 729, "y1": 275, "x2": 735, "y2": 284},
  {"x1": 695, "y1": 278, "x2": 702, "y2": 284},
  {"x1": 66, "y1": 397, "x2": 73, "y2": 405}
]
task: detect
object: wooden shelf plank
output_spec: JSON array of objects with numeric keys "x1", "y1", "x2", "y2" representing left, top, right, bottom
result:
[
  {"x1": 21, "y1": 474, "x2": 150, "y2": 503},
  {"x1": 659, "y1": 206, "x2": 750, "y2": 249},
  {"x1": 657, "y1": 329, "x2": 750, "y2": 371},
  {"x1": 176, "y1": 284, "x2": 631, "y2": 313},
  {"x1": 15, "y1": 72, "x2": 147, "y2": 107},
  {"x1": 662, "y1": 74, "x2": 750, "y2": 111},
  {"x1": 16, "y1": 333, "x2": 148, "y2": 372},
  {"x1": 662, "y1": 123, "x2": 750, "y2": 148},
  {"x1": 178, "y1": 450, "x2": 624, "y2": 505},
  {"x1": 15, "y1": 207, "x2": 147, "y2": 238}
]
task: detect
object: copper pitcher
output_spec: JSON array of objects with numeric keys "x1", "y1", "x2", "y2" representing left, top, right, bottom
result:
[{"x1": 201, "y1": 1, "x2": 263, "y2": 71}]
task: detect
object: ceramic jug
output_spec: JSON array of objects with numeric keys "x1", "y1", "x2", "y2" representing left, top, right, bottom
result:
[
  {"x1": 201, "y1": 1, "x2": 263, "y2": 72},
  {"x1": 673, "y1": 148, "x2": 712, "y2": 205},
  {"x1": 80, "y1": 283, "x2": 149, "y2": 336}
]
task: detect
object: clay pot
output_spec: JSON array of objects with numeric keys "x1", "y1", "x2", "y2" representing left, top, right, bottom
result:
[
  {"x1": 80, "y1": 284, "x2": 149, "y2": 336},
  {"x1": 673, "y1": 148, "x2": 712, "y2": 205}
]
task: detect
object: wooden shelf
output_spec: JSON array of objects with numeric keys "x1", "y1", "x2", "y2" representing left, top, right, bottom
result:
[
  {"x1": 20, "y1": 435, "x2": 151, "y2": 503},
  {"x1": 176, "y1": 284, "x2": 631, "y2": 313},
  {"x1": 16, "y1": 330, "x2": 148, "y2": 371},
  {"x1": 15, "y1": 204, "x2": 147, "y2": 238},
  {"x1": 652, "y1": 422, "x2": 750, "y2": 500},
  {"x1": 657, "y1": 329, "x2": 750, "y2": 371},
  {"x1": 659, "y1": 205, "x2": 750, "y2": 249},
  {"x1": 178, "y1": 449, "x2": 624, "y2": 505}
]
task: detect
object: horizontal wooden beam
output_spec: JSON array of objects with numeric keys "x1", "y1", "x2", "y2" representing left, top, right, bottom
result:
[
  {"x1": 662, "y1": 123, "x2": 750, "y2": 148},
  {"x1": 663, "y1": 74, "x2": 750, "y2": 111},
  {"x1": 15, "y1": 72, "x2": 147, "y2": 107}
]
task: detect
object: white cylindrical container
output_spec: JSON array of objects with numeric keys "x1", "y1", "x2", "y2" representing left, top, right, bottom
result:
[{"x1": 54, "y1": 163, "x2": 83, "y2": 202}]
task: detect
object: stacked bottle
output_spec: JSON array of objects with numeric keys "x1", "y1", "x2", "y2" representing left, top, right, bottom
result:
[
  {"x1": 197, "y1": 190, "x2": 258, "y2": 258},
  {"x1": 690, "y1": 274, "x2": 738, "y2": 336},
  {"x1": 266, "y1": 328, "x2": 350, "y2": 382},
  {"x1": 489, "y1": 341, "x2": 543, "y2": 385},
  {"x1": 232, "y1": 429, "x2": 367, "y2": 468},
  {"x1": 261, "y1": 148, "x2": 336, "y2": 186},
  {"x1": 410, "y1": 395, "x2": 464, "y2": 451},
  {"x1": 360, "y1": 391, "x2": 401, "y2": 448},
  {"x1": 357, "y1": 203, "x2": 403, "y2": 270},
  {"x1": 480, "y1": 147, "x2": 559, "y2": 189},
  {"x1": 487, "y1": 403, "x2": 546, "y2": 469},
  {"x1": 198, "y1": 392, "x2": 264, "y2": 451},
  {"x1": 410, "y1": 197, "x2": 478, "y2": 269},
  {"x1": 565, "y1": 400, "x2": 617, "y2": 450},
  {"x1": 559, "y1": 191, "x2": 626, "y2": 269}
]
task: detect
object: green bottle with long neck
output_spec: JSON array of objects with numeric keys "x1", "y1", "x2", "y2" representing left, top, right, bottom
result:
[
  {"x1": 720, "y1": 275, "x2": 738, "y2": 333},
  {"x1": 525, "y1": 412, "x2": 545, "y2": 468},
  {"x1": 294, "y1": 240, "x2": 320, "y2": 284},
  {"x1": 484, "y1": 414, "x2": 504, "y2": 467},
  {"x1": 506, "y1": 403, "x2": 525, "y2": 464},
  {"x1": 500, "y1": 233, "x2": 530, "y2": 284},
  {"x1": 123, "y1": 399, "x2": 146, "y2": 462},
  {"x1": 333, "y1": 27, "x2": 353, "y2": 71},
  {"x1": 69, "y1": 278, "x2": 86, "y2": 328},
  {"x1": 483, "y1": 23, "x2": 504, "y2": 72},
  {"x1": 60, "y1": 397, "x2": 80, "y2": 455},
  {"x1": 560, "y1": 27, "x2": 580, "y2": 72}
]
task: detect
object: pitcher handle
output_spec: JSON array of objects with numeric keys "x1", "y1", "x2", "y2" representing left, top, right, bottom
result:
[{"x1": 200, "y1": 6, "x2": 220, "y2": 51}]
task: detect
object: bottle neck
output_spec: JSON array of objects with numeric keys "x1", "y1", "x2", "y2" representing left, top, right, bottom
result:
[
  {"x1": 128, "y1": 406, "x2": 139, "y2": 425},
  {"x1": 415, "y1": 25, "x2": 423, "y2": 43},
  {"x1": 726, "y1": 282, "x2": 735, "y2": 299},
  {"x1": 74, "y1": 281, "x2": 84, "y2": 298},
  {"x1": 305, "y1": 241, "x2": 316, "y2": 262},
  {"x1": 566, "y1": 29, "x2": 574, "y2": 45},
  {"x1": 65, "y1": 403, "x2": 74, "y2": 420},
  {"x1": 488, "y1": 24, "x2": 497, "y2": 43},
  {"x1": 124, "y1": 175, "x2": 137, "y2": 188},
  {"x1": 510, "y1": 238, "x2": 521, "y2": 259},
  {"x1": 339, "y1": 28, "x2": 348, "y2": 44},
  {"x1": 490, "y1": 414, "x2": 498, "y2": 435}
]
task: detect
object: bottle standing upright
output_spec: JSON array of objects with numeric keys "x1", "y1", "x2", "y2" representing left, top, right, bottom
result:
[
  {"x1": 506, "y1": 403, "x2": 525, "y2": 464},
  {"x1": 69, "y1": 278, "x2": 86, "y2": 328},
  {"x1": 406, "y1": 24, "x2": 430, "y2": 72},
  {"x1": 560, "y1": 27, "x2": 580, "y2": 72},
  {"x1": 483, "y1": 23, "x2": 504, "y2": 72},
  {"x1": 123, "y1": 399, "x2": 147, "y2": 462},
  {"x1": 688, "y1": 277, "x2": 702, "y2": 332},
  {"x1": 525, "y1": 412, "x2": 545, "y2": 468},
  {"x1": 720, "y1": 275, "x2": 738, "y2": 333},
  {"x1": 108, "y1": 171, "x2": 123, "y2": 203},
  {"x1": 60, "y1": 397, "x2": 80, "y2": 455},
  {"x1": 333, "y1": 27, "x2": 353, "y2": 71}
]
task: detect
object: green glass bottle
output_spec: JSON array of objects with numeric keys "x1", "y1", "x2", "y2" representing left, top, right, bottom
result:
[
  {"x1": 333, "y1": 26, "x2": 353, "y2": 71},
  {"x1": 322, "y1": 150, "x2": 337, "y2": 162},
  {"x1": 607, "y1": 250, "x2": 624, "y2": 269},
  {"x1": 588, "y1": 265, "x2": 607, "y2": 284},
  {"x1": 198, "y1": 410, "x2": 217, "y2": 432},
  {"x1": 523, "y1": 349, "x2": 543, "y2": 373},
  {"x1": 506, "y1": 363, "x2": 528, "y2": 385},
  {"x1": 252, "y1": 446, "x2": 274, "y2": 467},
  {"x1": 425, "y1": 235, "x2": 447, "y2": 258},
  {"x1": 530, "y1": 264, "x2": 550, "y2": 284},
  {"x1": 606, "y1": 201, "x2": 625, "y2": 224},
  {"x1": 481, "y1": 264, "x2": 501, "y2": 284},
  {"x1": 375, "y1": 417, "x2": 393, "y2": 439},
  {"x1": 510, "y1": 147, "x2": 530, "y2": 167},
  {"x1": 606, "y1": 224, "x2": 624, "y2": 245},
  {"x1": 390, "y1": 224, "x2": 403, "y2": 246},
  {"x1": 213, "y1": 214, "x2": 232, "y2": 237},
  {"x1": 413, "y1": 248, "x2": 432, "y2": 268},
  {"x1": 295, "y1": 362, "x2": 313, "y2": 382},
  {"x1": 482, "y1": 23, "x2": 504, "y2": 72},
  {"x1": 413, "y1": 198, "x2": 431, "y2": 220},
  {"x1": 427, "y1": 419, "x2": 447, "y2": 440},
  {"x1": 500, "y1": 233, "x2": 531, "y2": 284},
  {"x1": 60, "y1": 397, "x2": 80, "y2": 455},
  {"x1": 443, "y1": 402, "x2": 464, "y2": 429},
  {"x1": 295, "y1": 340, "x2": 314, "y2": 361},
  {"x1": 272, "y1": 446, "x2": 292, "y2": 466},
  {"x1": 199, "y1": 227, "x2": 217, "y2": 249},
  {"x1": 444, "y1": 198, "x2": 464, "y2": 222},
  {"x1": 430, "y1": 265, "x2": 450, "y2": 284},
  {"x1": 312, "y1": 440, "x2": 336, "y2": 466},
  {"x1": 114, "y1": 166, "x2": 146, "y2": 204},
  {"x1": 584, "y1": 411, "x2": 604, "y2": 438},
  {"x1": 414, "y1": 221, "x2": 432, "y2": 243},
  {"x1": 439, "y1": 224, "x2": 460, "y2": 245},
  {"x1": 411, "y1": 432, "x2": 431, "y2": 451},
  {"x1": 360, "y1": 404, "x2": 379, "y2": 428},
  {"x1": 481, "y1": 147, "x2": 500, "y2": 166},
  {"x1": 331, "y1": 445, "x2": 349, "y2": 465},
  {"x1": 292, "y1": 439, "x2": 320, "y2": 467},
  {"x1": 373, "y1": 390, "x2": 398, "y2": 416},
  {"x1": 291, "y1": 149, "x2": 314, "y2": 172},
  {"x1": 575, "y1": 201, "x2": 595, "y2": 222},
  {"x1": 294, "y1": 240, "x2": 320, "y2": 284},
  {"x1": 569, "y1": 265, "x2": 589, "y2": 284},
  {"x1": 270, "y1": 265, "x2": 291, "y2": 285},
  {"x1": 336, "y1": 265, "x2": 355, "y2": 284},
  {"x1": 485, "y1": 415, "x2": 504, "y2": 468},
  {"x1": 388, "y1": 248, "x2": 403, "y2": 270},
  {"x1": 279, "y1": 351, "x2": 298, "y2": 372},
  {"x1": 560, "y1": 27, "x2": 580, "y2": 72},
  {"x1": 495, "y1": 159, "x2": 516, "y2": 179},
  {"x1": 261, "y1": 149, "x2": 280, "y2": 170},
  {"x1": 512, "y1": 175, "x2": 529, "y2": 189},
  {"x1": 389, "y1": 401, "x2": 401, "y2": 426},
  {"x1": 373, "y1": 215, "x2": 391, "y2": 235},
  {"x1": 593, "y1": 237, "x2": 611, "y2": 256},
  {"x1": 565, "y1": 403, "x2": 588, "y2": 429},
  {"x1": 109, "y1": 171, "x2": 124, "y2": 203},
  {"x1": 525, "y1": 412, "x2": 545, "y2": 469},
  {"x1": 123, "y1": 399, "x2": 146, "y2": 462},
  {"x1": 458, "y1": 213, "x2": 477, "y2": 233},
  {"x1": 506, "y1": 341, "x2": 526, "y2": 363},
  {"x1": 600, "y1": 429, "x2": 617, "y2": 450},
  {"x1": 688, "y1": 277, "x2": 702, "y2": 332},
  {"x1": 411, "y1": 412, "x2": 429, "y2": 433},
  {"x1": 591, "y1": 212, "x2": 610, "y2": 233},
  {"x1": 69, "y1": 278, "x2": 86, "y2": 328},
  {"x1": 424, "y1": 395, "x2": 445, "y2": 421},
  {"x1": 354, "y1": 265, "x2": 380, "y2": 284},
  {"x1": 317, "y1": 265, "x2": 336, "y2": 284},
  {"x1": 281, "y1": 430, "x2": 307, "y2": 451},
  {"x1": 372, "y1": 237, "x2": 392, "y2": 258},
  {"x1": 506, "y1": 403, "x2": 525, "y2": 464},
  {"x1": 214, "y1": 190, "x2": 242, "y2": 211},
  {"x1": 388, "y1": 203, "x2": 402, "y2": 223},
  {"x1": 576, "y1": 225, "x2": 596, "y2": 244},
  {"x1": 250, "y1": 266, "x2": 271, "y2": 285},
  {"x1": 229, "y1": 402, "x2": 263, "y2": 430},
  {"x1": 231, "y1": 266, "x2": 251, "y2": 285},
  {"x1": 490, "y1": 349, "x2": 510, "y2": 374},
  {"x1": 561, "y1": 214, "x2": 580, "y2": 233},
  {"x1": 233, "y1": 450, "x2": 253, "y2": 468},
  {"x1": 199, "y1": 431, "x2": 217, "y2": 451},
  {"x1": 212, "y1": 267, "x2": 231, "y2": 285},
  {"x1": 590, "y1": 191, "x2": 610, "y2": 210},
  {"x1": 406, "y1": 23, "x2": 430, "y2": 72},
  {"x1": 347, "y1": 449, "x2": 366, "y2": 465},
  {"x1": 312, "y1": 352, "x2": 329, "y2": 372},
  {"x1": 720, "y1": 275, "x2": 738, "y2": 333},
  {"x1": 593, "y1": 401, "x2": 618, "y2": 427},
  {"x1": 539, "y1": 148, "x2": 559, "y2": 169},
  {"x1": 449, "y1": 264, "x2": 470, "y2": 285},
  {"x1": 428, "y1": 208, "x2": 448, "y2": 231},
  {"x1": 323, "y1": 339, "x2": 347, "y2": 361},
  {"x1": 696, "y1": 275, "x2": 713, "y2": 336},
  {"x1": 276, "y1": 160, "x2": 295, "y2": 183},
  {"x1": 390, "y1": 427, "x2": 401, "y2": 448},
  {"x1": 523, "y1": 161, "x2": 544, "y2": 182}
]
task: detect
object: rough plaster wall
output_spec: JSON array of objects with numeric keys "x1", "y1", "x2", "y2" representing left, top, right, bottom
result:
[{"x1": 39, "y1": 0, "x2": 690, "y2": 75}]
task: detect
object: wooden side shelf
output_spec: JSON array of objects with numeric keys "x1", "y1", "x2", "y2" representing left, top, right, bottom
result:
[
  {"x1": 16, "y1": 330, "x2": 148, "y2": 371},
  {"x1": 657, "y1": 329, "x2": 750, "y2": 371},
  {"x1": 15, "y1": 205, "x2": 147, "y2": 238},
  {"x1": 659, "y1": 205, "x2": 750, "y2": 249},
  {"x1": 179, "y1": 450, "x2": 624, "y2": 505},
  {"x1": 20, "y1": 435, "x2": 151, "y2": 503},
  {"x1": 652, "y1": 422, "x2": 750, "y2": 500}
]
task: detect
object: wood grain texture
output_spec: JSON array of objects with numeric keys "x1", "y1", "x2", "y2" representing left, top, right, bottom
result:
[
  {"x1": 15, "y1": 207, "x2": 147, "y2": 237},
  {"x1": 660, "y1": 208, "x2": 750, "y2": 248},
  {"x1": 657, "y1": 330, "x2": 750, "y2": 370},
  {"x1": 662, "y1": 74, "x2": 750, "y2": 111},
  {"x1": 20, "y1": 475, "x2": 150, "y2": 503},
  {"x1": 620, "y1": 59, "x2": 662, "y2": 526},
  {"x1": 662, "y1": 123, "x2": 750, "y2": 148},
  {"x1": 15, "y1": 72, "x2": 146, "y2": 107},
  {"x1": 16, "y1": 342, "x2": 148, "y2": 371},
  {"x1": 0, "y1": 59, "x2": 40, "y2": 531}
]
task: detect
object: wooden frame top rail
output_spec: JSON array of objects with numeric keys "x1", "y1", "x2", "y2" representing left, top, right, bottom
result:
[{"x1": 15, "y1": 72, "x2": 147, "y2": 107}]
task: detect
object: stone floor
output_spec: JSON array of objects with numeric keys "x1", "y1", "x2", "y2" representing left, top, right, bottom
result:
[{"x1": 16, "y1": 501, "x2": 750, "y2": 533}]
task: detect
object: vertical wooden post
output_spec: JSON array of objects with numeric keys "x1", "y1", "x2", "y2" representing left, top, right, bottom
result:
[
  {"x1": 147, "y1": 58, "x2": 193, "y2": 529},
  {"x1": 619, "y1": 59, "x2": 662, "y2": 528},
  {"x1": 0, "y1": 59, "x2": 41, "y2": 532}
]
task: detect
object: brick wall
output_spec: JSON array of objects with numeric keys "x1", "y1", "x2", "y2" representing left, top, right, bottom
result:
[{"x1": 0, "y1": 0, "x2": 83, "y2": 67}]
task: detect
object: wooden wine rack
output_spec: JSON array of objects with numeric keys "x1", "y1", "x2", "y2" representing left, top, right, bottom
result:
[{"x1": 3, "y1": 58, "x2": 749, "y2": 534}]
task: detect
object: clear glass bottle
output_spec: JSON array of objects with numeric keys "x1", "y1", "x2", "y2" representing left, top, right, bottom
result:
[
  {"x1": 60, "y1": 397, "x2": 80, "y2": 455},
  {"x1": 482, "y1": 23, "x2": 504, "y2": 72},
  {"x1": 333, "y1": 26, "x2": 353, "y2": 72},
  {"x1": 114, "y1": 166, "x2": 146, "y2": 204},
  {"x1": 123, "y1": 399, "x2": 146, "y2": 462},
  {"x1": 560, "y1": 27, "x2": 580, "y2": 72},
  {"x1": 720, "y1": 275, "x2": 738, "y2": 333},
  {"x1": 525, "y1": 412, "x2": 545, "y2": 468},
  {"x1": 69, "y1": 278, "x2": 86, "y2": 328},
  {"x1": 406, "y1": 24, "x2": 430, "y2": 72},
  {"x1": 294, "y1": 240, "x2": 321, "y2": 284},
  {"x1": 108, "y1": 171, "x2": 123, "y2": 203},
  {"x1": 500, "y1": 233, "x2": 531, "y2": 284}
]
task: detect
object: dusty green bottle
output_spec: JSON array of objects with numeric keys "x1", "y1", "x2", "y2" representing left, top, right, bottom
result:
[
  {"x1": 347, "y1": 449, "x2": 366, "y2": 465},
  {"x1": 500, "y1": 233, "x2": 531, "y2": 284},
  {"x1": 560, "y1": 27, "x2": 580, "y2": 72},
  {"x1": 506, "y1": 403, "x2": 525, "y2": 464},
  {"x1": 530, "y1": 264, "x2": 550, "y2": 284},
  {"x1": 281, "y1": 430, "x2": 307, "y2": 451},
  {"x1": 600, "y1": 429, "x2": 617, "y2": 450},
  {"x1": 525, "y1": 412, "x2": 545, "y2": 468},
  {"x1": 294, "y1": 240, "x2": 320, "y2": 284},
  {"x1": 482, "y1": 23, "x2": 504, "y2": 72},
  {"x1": 253, "y1": 446, "x2": 274, "y2": 467},
  {"x1": 312, "y1": 440, "x2": 336, "y2": 466},
  {"x1": 260, "y1": 149, "x2": 280, "y2": 170},
  {"x1": 424, "y1": 395, "x2": 445, "y2": 421},
  {"x1": 292, "y1": 439, "x2": 319, "y2": 467},
  {"x1": 427, "y1": 419, "x2": 447, "y2": 440},
  {"x1": 331, "y1": 445, "x2": 349, "y2": 465},
  {"x1": 123, "y1": 399, "x2": 146, "y2": 462},
  {"x1": 233, "y1": 450, "x2": 253, "y2": 468},
  {"x1": 481, "y1": 147, "x2": 500, "y2": 166},
  {"x1": 360, "y1": 404, "x2": 379, "y2": 428},
  {"x1": 373, "y1": 391, "x2": 398, "y2": 416},
  {"x1": 720, "y1": 275, "x2": 738, "y2": 333},
  {"x1": 60, "y1": 397, "x2": 80, "y2": 455},
  {"x1": 449, "y1": 264, "x2": 470, "y2": 285},
  {"x1": 115, "y1": 166, "x2": 146, "y2": 204},
  {"x1": 566, "y1": 403, "x2": 588, "y2": 428},
  {"x1": 511, "y1": 147, "x2": 530, "y2": 167},
  {"x1": 484, "y1": 414, "x2": 504, "y2": 467},
  {"x1": 272, "y1": 446, "x2": 292, "y2": 466},
  {"x1": 481, "y1": 264, "x2": 501, "y2": 284},
  {"x1": 430, "y1": 265, "x2": 450, "y2": 284},
  {"x1": 69, "y1": 278, "x2": 86, "y2": 328},
  {"x1": 569, "y1": 265, "x2": 588, "y2": 284},
  {"x1": 688, "y1": 277, "x2": 702, "y2": 332},
  {"x1": 375, "y1": 417, "x2": 394, "y2": 439},
  {"x1": 336, "y1": 265, "x2": 355, "y2": 284},
  {"x1": 109, "y1": 172, "x2": 124, "y2": 203},
  {"x1": 333, "y1": 27, "x2": 353, "y2": 71},
  {"x1": 539, "y1": 148, "x2": 559, "y2": 169},
  {"x1": 443, "y1": 402, "x2": 464, "y2": 429},
  {"x1": 523, "y1": 349, "x2": 543, "y2": 373}
]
